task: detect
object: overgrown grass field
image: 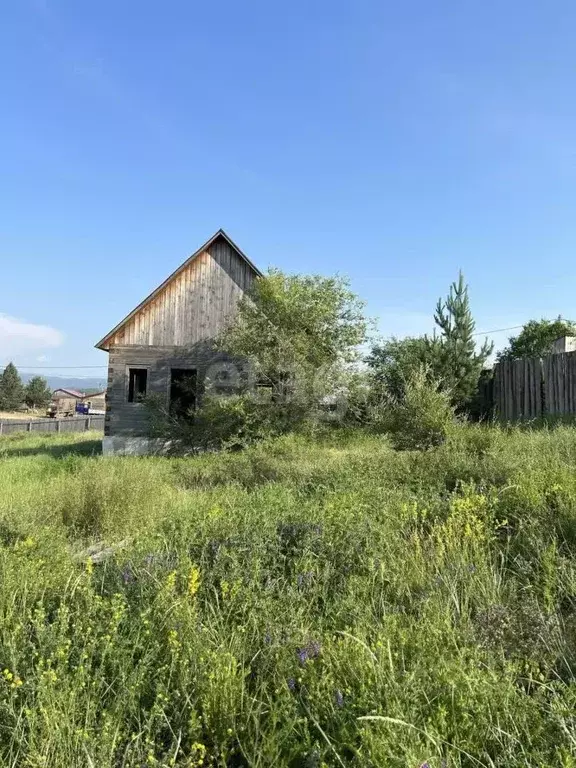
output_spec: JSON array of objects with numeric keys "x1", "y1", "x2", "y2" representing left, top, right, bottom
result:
[{"x1": 1, "y1": 427, "x2": 576, "y2": 767}]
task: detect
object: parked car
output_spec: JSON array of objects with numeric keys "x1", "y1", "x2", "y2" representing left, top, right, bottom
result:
[{"x1": 75, "y1": 402, "x2": 105, "y2": 416}]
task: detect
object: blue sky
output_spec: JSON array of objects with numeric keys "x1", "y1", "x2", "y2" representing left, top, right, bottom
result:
[{"x1": 2, "y1": 0, "x2": 576, "y2": 376}]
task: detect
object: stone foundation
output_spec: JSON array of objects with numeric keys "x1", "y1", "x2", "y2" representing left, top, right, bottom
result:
[{"x1": 102, "y1": 436, "x2": 174, "y2": 457}]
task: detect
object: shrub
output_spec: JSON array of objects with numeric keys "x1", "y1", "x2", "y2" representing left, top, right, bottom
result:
[
  {"x1": 147, "y1": 391, "x2": 312, "y2": 451},
  {"x1": 366, "y1": 336, "x2": 432, "y2": 400},
  {"x1": 370, "y1": 367, "x2": 456, "y2": 450}
]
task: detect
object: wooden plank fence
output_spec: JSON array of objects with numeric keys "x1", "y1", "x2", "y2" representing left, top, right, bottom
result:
[
  {"x1": 0, "y1": 416, "x2": 104, "y2": 436},
  {"x1": 494, "y1": 350, "x2": 576, "y2": 420}
]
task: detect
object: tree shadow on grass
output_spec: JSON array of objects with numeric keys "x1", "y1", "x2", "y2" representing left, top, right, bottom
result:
[{"x1": 0, "y1": 439, "x2": 103, "y2": 459}]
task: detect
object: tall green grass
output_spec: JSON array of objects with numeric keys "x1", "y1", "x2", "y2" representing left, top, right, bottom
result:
[{"x1": 1, "y1": 426, "x2": 576, "y2": 766}]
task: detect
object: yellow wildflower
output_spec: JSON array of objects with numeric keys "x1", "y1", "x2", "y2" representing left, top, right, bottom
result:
[
  {"x1": 168, "y1": 629, "x2": 181, "y2": 651},
  {"x1": 166, "y1": 571, "x2": 177, "y2": 591},
  {"x1": 188, "y1": 565, "x2": 201, "y2": 599}
]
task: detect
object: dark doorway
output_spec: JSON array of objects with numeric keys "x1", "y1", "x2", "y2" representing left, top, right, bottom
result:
[
  {"x1": 170, "y1": 369, "x2": 198, "y2": 418},
  {"x1": 128, "y1": 368, "x2": 148, "y2": 403}
]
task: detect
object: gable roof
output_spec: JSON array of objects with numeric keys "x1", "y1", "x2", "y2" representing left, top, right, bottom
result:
[
  {"x1": 95, "y1": 229, "x2": 262, "y2": 351},
  {"x1": 53, "y1": 388, "x2": 84, "y2": 398}
]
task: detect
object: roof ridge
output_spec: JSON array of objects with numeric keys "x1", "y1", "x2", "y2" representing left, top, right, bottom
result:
[{"x1": 95, "y1": 229, "x2": 261, "y2": 351}]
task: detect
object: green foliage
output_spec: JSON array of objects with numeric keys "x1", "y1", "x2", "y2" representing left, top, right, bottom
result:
[
  {"x1": 369, "y1": 367, "x2": 456, "y2": 449},
  {"x1": 218, "y1": 268, "x2": 368, "y2": 382},
  {"x1": 0, "y1": 362, "x2": 25, "y2": 411},
  {"x1": 157, "y1": 269, "x2": 370, "y2": 447},
  {"x1": 498, "y1": 317, "x2": 576, "y2": 360},
  {"x1": 428, "y1": 271, "x2": 493, "y2": 408},
  {"x1": 24, "y1": 376, "x2": 52, "y2": 409},
  {"x1": 366, "y1": 335, "x2": 432, "y2": 399},
  {"x1": 148, "y1": 390, "x2": 311, "y2": 451},
  {"x1": 368, "y1": 274, "x2": 492, "y2": 413},
  {"x1": 1, "y1": 426, "x2": 576, "y2": 764}
]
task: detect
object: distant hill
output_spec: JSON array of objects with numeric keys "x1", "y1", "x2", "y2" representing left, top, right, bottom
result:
[{"x1": 19, "y1": 373, "x2": 107, "y2": 393}]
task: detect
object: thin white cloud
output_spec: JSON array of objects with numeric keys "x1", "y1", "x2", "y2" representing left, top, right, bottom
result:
[{"x1": 0, "y1": 314, "x2": 63, "y2": 362}]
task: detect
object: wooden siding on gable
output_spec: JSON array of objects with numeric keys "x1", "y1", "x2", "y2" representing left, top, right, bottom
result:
[{"x1": 105, "y1": 239, "x2": 254, "y2": 349}]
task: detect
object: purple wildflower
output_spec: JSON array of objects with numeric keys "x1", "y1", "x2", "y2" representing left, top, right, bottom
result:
[
  {"x1": 334, "y1": 689, "x2": 344, "y2": 708},
  {"x1": 264, "y1": 631, "x2": 272, "y2": 645},
  {"x1": 297, "y1": 648, "x2": 309, "y2": 665},
  {"x1": 287, "y1": 677, "x2": 296, "y2": 691},
  {"x1": 121, "y1": 565, "x2": 135, "y2": 585},
  {"x1": 297, "y1": 640, "x2": 321, "y2": 664},
  {"x1": 297, "y1": 571, "x2": 314, "y2": 589}
]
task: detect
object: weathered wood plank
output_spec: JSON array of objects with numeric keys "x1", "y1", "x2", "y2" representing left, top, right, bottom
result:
[
  {"x1": 567, "y1": 352, "x2": 576, "y2": 413},
  {"x1": 105, "y1": 238, "x2": 256, "y2": 349},
  {"x1": 537, "y1": 357, "x2": 542, "y2": 417},
  {"x1": 494, "y1": 363, "x2": 501, "y2": 419},
  {"x1": 544, "y1": 355, "x2": 550, "y2": 415},
  {"x1": 503, "y1": 361, "x2": 508, "y2": 420},
  {"x1": 522, "y1": 359, "x2": 528, "y2": 419}
]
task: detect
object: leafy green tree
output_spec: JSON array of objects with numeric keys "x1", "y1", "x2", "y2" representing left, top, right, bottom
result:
[
  {"x1": 428, "y1": 272, "x2": 493, "y2": 408},
  {"x1": 497, "y1": 317, "x2": 576, "y2": 361},
  {"x1": 0, "y1": 362, "x2": 25, "y2": 411},
  {"x1": 24, "y1": 376, "x2": 52, "y2": 409},
  {"x1": 218, "y1": 269, "x2": 369, "y2": 396},
  {"x1": 368, "y1": 274, "x2": 491, "y2": 410},
  {"x1": 150, "y1": 270, "x2": 370, "y2": 448},
  {"x1": 366, "y1": 336, "x2": 432, "y2": 399}
]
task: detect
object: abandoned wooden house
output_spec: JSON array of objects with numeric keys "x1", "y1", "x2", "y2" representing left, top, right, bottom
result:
[{"x1": 95, "y1": 229, "x2": 262, "y2": 454}]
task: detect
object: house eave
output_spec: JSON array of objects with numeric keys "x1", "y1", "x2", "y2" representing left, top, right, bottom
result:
[{"x1": 95, "y1": 229, "x2": 262, "y2": 351}]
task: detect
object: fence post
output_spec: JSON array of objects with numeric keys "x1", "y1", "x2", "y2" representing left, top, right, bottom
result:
[
  {"x1": 27, "y1": 421, "x2": 32, "y2": 432},
  {"x1": 0, "y1": 421, "x2": 3, "y2": 436},
  {"x1": 85, "y1": 417, "x2": 91, "y2": 431},
  {"x1": 56, "y1": 419, "x2": 61, "y2": 433}
]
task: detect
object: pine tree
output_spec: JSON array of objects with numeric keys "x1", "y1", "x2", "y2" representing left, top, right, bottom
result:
[
  {"x1": 0, "y1": 362, "x2": 25, "y2": 411},
  {"x1": 24, "y1": 376, "x2": 52, "y2": 409},
  {"x1": 428, "y1": 272, "x2": 493, "y2": 408}
]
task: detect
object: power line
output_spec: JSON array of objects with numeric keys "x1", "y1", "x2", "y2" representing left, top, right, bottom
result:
[
  {"x1": 6, "y1": 365, "x2": 108, "y2": 369},
  {"x1": 472, "y1": 325, "x2": 523, "y2": 337}
]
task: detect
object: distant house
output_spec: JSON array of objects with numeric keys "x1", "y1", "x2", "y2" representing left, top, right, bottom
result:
[
  {"x1": 551, "y1": 336, "x2": 576, "y2": 354},
  {"x1": 95, "y1": 229, "x2": 262, "y2": 454},
  {"x1": 52, "y1": 388, "x2": 84, "y2": 401}
]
